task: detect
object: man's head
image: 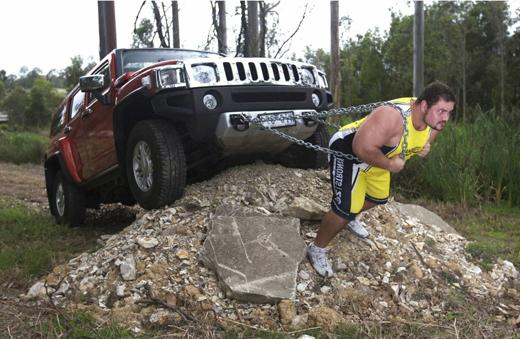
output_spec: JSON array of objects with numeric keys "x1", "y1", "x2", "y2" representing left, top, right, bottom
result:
[
  {"x1": 416, "y1": 81, "x2": 456, "y2": 131},
  {"x1": 416, "y1": 81, "x2": 456, "y2": 108}
]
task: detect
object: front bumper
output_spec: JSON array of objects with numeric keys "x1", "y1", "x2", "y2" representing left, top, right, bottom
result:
[
  {"x1": 215, "y1": 109, "x2": 319, "y2": 156},
  {"x1": 151, "y1": 85, "x2": 332, "y2": 145}
]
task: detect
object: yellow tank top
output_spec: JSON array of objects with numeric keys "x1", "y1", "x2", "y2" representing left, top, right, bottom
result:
[{"x1": 339, "y1": 98, "x2": 431, "y2": 173}]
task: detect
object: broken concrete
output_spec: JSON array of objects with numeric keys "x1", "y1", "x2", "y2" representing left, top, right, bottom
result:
[
  {"x1": 201, "y1": 216, "x2": 306, "y2": 303},
  {"x1": 281, "y1": 196, "x2": 328, "y2": 220},
  {"x1": 22, "y1": 162, "x2": 520, "y2": 334},
  {"x1": 393, "y1": 202, "x2": 459, "y2": 234}
]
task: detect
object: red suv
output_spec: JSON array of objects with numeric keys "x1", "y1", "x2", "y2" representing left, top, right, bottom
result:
[{"x1": 45, "y1": 48, "x2": 332, "y2": 226}]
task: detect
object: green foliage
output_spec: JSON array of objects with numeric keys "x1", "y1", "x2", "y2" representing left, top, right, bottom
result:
[
  {"x1": 0, "y1": 129, "x2": 47, "y2": 164},
  {"x1": 465, "y1": 242, "x2": 498, "y2": 271},
  {"x1": 28, "y1": 76, "x2": 63, "y2": 129},
  {"x1": 0, "y1": 79, "x2": 5, "y2": 101},
  {"x1": 342, "y1": 31, "x2": 386, "y2": 107},
  {"x1": 0, "y1": 200, "x2": 101, "y2": 287},
  {"x1": 1, "y1": 85, "x2": 29, "y2": 126},
  {"x1": 16, "y1": 67, "x2": 43, "y2": 89},
  {"x1": 1, "y1": 76, "x2": 64, "y2": 129},
  {"x1": 132, "y1": 18, "x2": 155, "y2": 48},
  {"x1": 394, "y1": 110, "x2": 520, "y2": 207},
  {"x1": 381, "y1": 13, "x2": 413, "y2": 98},
  {"x1": 305, "y1": 1, "x2": 517, "y2": 115},
  {"x1": 63, "y1": 55, "x2": 95, "y2": 90},
  {"x1": 41, "y1": 311, "x2": 132, "y2": 338},
  {"x1": 460, "y1": 204, "x2": 520, "y2": 270}
]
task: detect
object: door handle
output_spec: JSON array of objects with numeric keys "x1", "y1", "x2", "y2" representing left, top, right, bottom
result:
[{"x1": 82, "y1": 108, "x2": 93, "y2": 118}]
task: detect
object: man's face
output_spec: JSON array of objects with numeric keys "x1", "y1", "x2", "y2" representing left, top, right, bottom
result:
[{"x1": 423, "y1": 99, "x2": 455, "y2": 131}]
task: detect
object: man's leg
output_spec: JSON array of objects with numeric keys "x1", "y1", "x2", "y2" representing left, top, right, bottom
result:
[
  {"x1": 361, "y1": 200, "x2": 377, "y2": 212},
  {"x1": 347, "y1": 171, "x2": 391, "y2": 238},
  {"x1": 307, "y1": 210, "x2": 343, "y2": 277},
  {"x1": 314, "y1": 210, "x2": 347, "y2": 248}
]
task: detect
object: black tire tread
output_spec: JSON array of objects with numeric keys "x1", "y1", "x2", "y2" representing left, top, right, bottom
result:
[
  {"x1": 277, "y1": 125, "x2": 329, "y2": 169},
  {"x1": 126, "y1": 120, "x2": 186, "y2": 210},
  {"x1": 52, "y1": 171, "x2": 86, "y2": 227}
]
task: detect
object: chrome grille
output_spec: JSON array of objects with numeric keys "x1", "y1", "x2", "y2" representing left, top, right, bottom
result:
[{"x1": 182, "y1": 57, "x2": 327, "y2": 89}]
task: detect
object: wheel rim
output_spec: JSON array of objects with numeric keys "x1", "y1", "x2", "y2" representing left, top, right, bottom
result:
[
  {"x1": 56, "y1": 182, "x2": 65, "y2": 216},
  {"x1": 132, "y1": 140, "x2": 153, "y2": 192}
]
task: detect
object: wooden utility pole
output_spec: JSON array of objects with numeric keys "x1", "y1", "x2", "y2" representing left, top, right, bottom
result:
[
  {"x1": 98, "y1": 1, "x2": 117, "y2": 59},
  {"x1": 330, "y1": 1, "x2": 341, "y2": 106},
  {"x1": 217, "y1": 1, "x2": 227, "y2": 53},
  {"x1": 172, "y1": 1, "x2": 180, "y2": 48},
  {"x1": 413, "y1": 0, "x2": 424, "y2": 96},
  {"x1": 248, "y1": 1, "x2": 259, "y2": 57}
]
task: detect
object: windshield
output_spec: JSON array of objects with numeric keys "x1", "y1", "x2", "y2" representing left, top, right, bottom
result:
[{"x1": 121, "y1": 49, "x2": 221, "y2": 73}]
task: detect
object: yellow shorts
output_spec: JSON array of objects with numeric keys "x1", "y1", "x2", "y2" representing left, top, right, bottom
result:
[{"x1": 329, "y1": 131, "x2": 390, "y2": 221}]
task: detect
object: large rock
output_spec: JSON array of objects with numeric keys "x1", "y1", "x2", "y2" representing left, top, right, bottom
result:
[
  {"x1": 393, "y1": 202, "x2": 459, "y2": 235},
  {"x1": 282, "y1": 196, "x2": 328, "y2": 220},
  {"x1": 201, "y1": 216, "x2": 306, "y2": 303}
]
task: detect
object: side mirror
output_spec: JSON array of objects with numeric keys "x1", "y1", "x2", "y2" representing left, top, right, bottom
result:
[
  {"x1": 79, "y1": 75, "x2": 112, "y2": 105},
  {"x1": 79, "y1": 75, "x2": 105, "y2": 92}
]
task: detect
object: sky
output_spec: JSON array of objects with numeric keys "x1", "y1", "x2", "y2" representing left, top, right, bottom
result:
[{"x1": 0, "y1": 0, "x2": 518, "y2": 76}]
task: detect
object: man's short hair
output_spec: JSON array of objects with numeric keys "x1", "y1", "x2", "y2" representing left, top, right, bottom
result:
[{"x1": 417, "y1": 81, "x2": 456, "y2": 108}]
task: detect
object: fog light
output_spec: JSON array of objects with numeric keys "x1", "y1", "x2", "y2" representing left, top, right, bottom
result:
[
  {"x1": 312, "y1": 93, "x2": 321, "y2": 107},
  {"x1": 203, "y1": 94, "x2": 218, "y2": 109}
]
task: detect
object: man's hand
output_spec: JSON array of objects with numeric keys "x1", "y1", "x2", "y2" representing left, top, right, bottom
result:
[
  {"x1": 416, "y1": 142, "x2": 431, "y2": 158},
  {"x1": 388, "y1": 155, "x2": 406, "y2": 173}
]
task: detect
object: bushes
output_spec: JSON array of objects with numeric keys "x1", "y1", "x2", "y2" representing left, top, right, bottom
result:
[
  {"x1": 394, "y1": 110, "x2": 520, "y2": 206},
  {"x1": 0, "y1": 128, "x2": 47, "y2": 164}
]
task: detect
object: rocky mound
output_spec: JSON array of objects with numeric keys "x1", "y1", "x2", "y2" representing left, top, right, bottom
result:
[{"x1": 25, "y1": 162, "x2": 520, "y2": 334}]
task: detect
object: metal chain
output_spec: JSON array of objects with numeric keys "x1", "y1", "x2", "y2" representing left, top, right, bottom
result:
[{"x1": 240, "y1": 101, "x2": 411, "y2": 161}]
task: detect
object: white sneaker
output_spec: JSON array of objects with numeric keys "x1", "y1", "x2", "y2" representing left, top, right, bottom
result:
[
  {"x1": 307, "y1": 243, "x2": 334, "y2": 277},
  {"x1": 346, "y1": 219, "x2": 369, "y2": 238}
]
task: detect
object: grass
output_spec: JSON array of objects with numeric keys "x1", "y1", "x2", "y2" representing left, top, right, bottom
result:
[
  {"x1": 0, "y1": 199, "x2": 100, "y2": 288},
  {"x1": 0, "y1": 127, "x2": 47, "y2": 164},
  {"x1": 393, "y1": 112, "x2": 520, "y2": 206},
  {"x1": 455, "y1": 204, "x2": 520, "y2": 271},
  {"x1": 39, "y1": 311, "x2": 132, "y2": 338},
  {"x1": 0, "y1": 197, "x2": 140, "y2": 338}
]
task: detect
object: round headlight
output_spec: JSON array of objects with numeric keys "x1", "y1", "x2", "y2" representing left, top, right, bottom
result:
[
  {"x1": 192, "y1": 64, "x2": 217, "y2": 84},
  {"x1": 312, "y1": 93, "x2": 321, "y2": 107},
  {"x1": 203, "y1": 94, "x2": 218, "y2": 110},
  {"x1": 301, "y1": 68, "x2": 315, "y2": 85}
]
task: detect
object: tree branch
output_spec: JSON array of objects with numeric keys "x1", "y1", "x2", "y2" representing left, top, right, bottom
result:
[
  {"x1": 133, "y1": 1, "x2": 147, "y2": 32},
  {"x1": 274, "y1": 2, "x2": 308, "y2": 58},
  {"x1": 151, "y1": 1, "x2": 168, "y2": 47}
]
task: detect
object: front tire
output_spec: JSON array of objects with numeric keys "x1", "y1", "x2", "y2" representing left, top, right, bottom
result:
[
  {"x1": 277, "y1": 124, "x2": 329, "y2": 169},
  {"x1": 51, "y1": 171, "x2": 86, "y2": 227},
  {"x1": 126, "y1": 120, "x2": 186, "y2": 210}
]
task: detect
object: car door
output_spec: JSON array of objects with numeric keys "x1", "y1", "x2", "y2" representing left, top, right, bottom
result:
[
  {"x1": 79, "y1": 62, "x2": 118, "y2": 180},
  {"x1": 63, "y1": 87, "x2": 89, "y2": 181}
]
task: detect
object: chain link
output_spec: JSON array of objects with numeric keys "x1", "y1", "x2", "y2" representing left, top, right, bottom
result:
[{"x1": 240, "y1": 101, "x2": 411, "y2": 161}]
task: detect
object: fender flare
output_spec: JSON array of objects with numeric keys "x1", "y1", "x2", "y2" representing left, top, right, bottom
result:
[{"x1": 112, "y1": 86, "x2": 153, "y2": 179}]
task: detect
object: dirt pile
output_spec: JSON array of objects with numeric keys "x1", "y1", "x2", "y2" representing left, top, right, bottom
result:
[{"x1": 25, "y1": 162, "x2": 520, "y2": 333}]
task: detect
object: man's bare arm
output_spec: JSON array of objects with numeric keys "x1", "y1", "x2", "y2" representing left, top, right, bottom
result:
[{"x1": 352, "y1": 106, "x2": 405, "y2": 173}]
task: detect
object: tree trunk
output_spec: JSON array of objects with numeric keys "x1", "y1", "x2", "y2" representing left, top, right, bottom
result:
[
  {"x1": 413, "y1": 1, "x2": 424, "y2": 97},
  {"x1": 330, "y1": 1, "x2": 341, "y2": 107},
  {"x1": 217, "y1": 1, "x2": 227, "y2": 53},
  {"x1": 238, "y1": 1, "x2": 249, "y2": 56},
  {"x1": 498, "y1": 11, "x2": 505, "y2": 114},
  {"x1": 151, "y1": 1, "x2": 168, "y2": 47},
  {"x1": 248, "y1": 1, "x2": 259, "y2": 57},
  {"x1": 461, "y1": 31, "x2": 466, "y2": 121},
  {"x1": 259, "y1": 2, "x2": 267, "y2": 57},
  {"x1": 172, "y1": 1, "x2": 180, "y2": 48}
]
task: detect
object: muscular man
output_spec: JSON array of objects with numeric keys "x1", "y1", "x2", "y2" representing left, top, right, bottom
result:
[{"x1": 307, "y1": 81, "x2": 456, "y2": 277}]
